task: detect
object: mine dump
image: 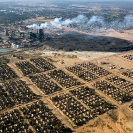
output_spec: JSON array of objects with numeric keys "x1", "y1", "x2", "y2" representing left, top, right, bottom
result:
[{"x1": 1, "y1": 0, "x2": 133, "y2": 133}]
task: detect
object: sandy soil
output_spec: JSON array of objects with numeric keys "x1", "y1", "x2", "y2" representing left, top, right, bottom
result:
[
  {"x1": 105, "y1": 29, "x2": 133, "y2": 42},
  {"x1": 24, "y1": 50, "x2": 117, "y2": 68},
  {"x1": 75, "y1": 105, "x2": 133, "y2": 133}
]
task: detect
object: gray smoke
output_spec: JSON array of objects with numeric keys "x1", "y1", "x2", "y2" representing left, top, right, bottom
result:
[{"x1": 27, "y1": 14, "x2": 133, "y2": 31}]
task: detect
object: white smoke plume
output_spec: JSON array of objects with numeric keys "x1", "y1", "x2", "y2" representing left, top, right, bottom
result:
[{"x1": 27, "y1": 14, "x2": 133, "y2": 31}]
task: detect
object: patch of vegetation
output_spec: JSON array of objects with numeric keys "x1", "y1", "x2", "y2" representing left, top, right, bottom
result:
[
  {"x1": 93, "y1": 118, "x2": 106, "y2": 128},
  {"x1": 45, "y1": 57, "x2": 55, "y2": 62},
  {"x1": 67, "y1": 55, "x2": 77, "y2": 58},
  {"x1": 107, "y1": 125, "x2": 113, "y2": 130},
  {"x1": 108, "y1": 112, "x2": 118, "y2": 122},
  {"x1": 86, "y1": 130, "x2": 91, "y2": 133},
  {"x1": 126, "y1": 127, "x2": 131, "y2": 131}
]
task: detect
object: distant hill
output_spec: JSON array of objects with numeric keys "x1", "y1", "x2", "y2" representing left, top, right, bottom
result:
[{"x1": 43, "y1": 31, "x2": 133, "y2": 52}]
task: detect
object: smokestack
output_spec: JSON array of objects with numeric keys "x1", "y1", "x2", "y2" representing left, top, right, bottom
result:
[
  {"x1": 39, "y1": 29, "x2": 44, "y2": 40},
  {"x1": 6, "y1": 29, "x2": 9, "y2": 36}
]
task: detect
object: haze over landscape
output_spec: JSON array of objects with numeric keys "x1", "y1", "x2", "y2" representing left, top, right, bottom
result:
[{"x1": 0, "y1": 0, "x2": 133, "y2": 133}]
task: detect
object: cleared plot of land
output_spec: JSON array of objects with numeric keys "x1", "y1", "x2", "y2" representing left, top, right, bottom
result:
[
  {"x1": 105, "y1": 29, "x2": 133, "y2": 42},
  {"x1": 99, "y1": 61, "x2": 125, "y2": 73},
  {"x1": 97, "y1": 54, "x2": 133, "y2": 73}
]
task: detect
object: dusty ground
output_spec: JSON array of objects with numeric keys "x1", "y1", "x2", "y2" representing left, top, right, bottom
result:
[
  {"x1": 105, "y1": 29, "x2": 133, "y2": 42},
  {"x1": 76, "y1": 105, "x2": 133, "y2": 133},
  {"x1": 24, "y1": 50, "x2": 117, "y2": 67}
]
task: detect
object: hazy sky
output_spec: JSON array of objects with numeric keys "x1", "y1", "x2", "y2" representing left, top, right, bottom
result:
[
  {"x1": 0, "y1": 0, "x2": 133, "y2": 3},
  {"x1": 0, "y1": 0, "x2": 133, "y2": 1}
]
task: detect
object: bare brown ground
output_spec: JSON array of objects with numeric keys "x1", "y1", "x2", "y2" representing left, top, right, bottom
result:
[
  {"x1": 105, "y1": 29, "x2": 133, "y2": 42},
  {"x1": 75, "y1": 105, "x2": 133, "y2": 133}
]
